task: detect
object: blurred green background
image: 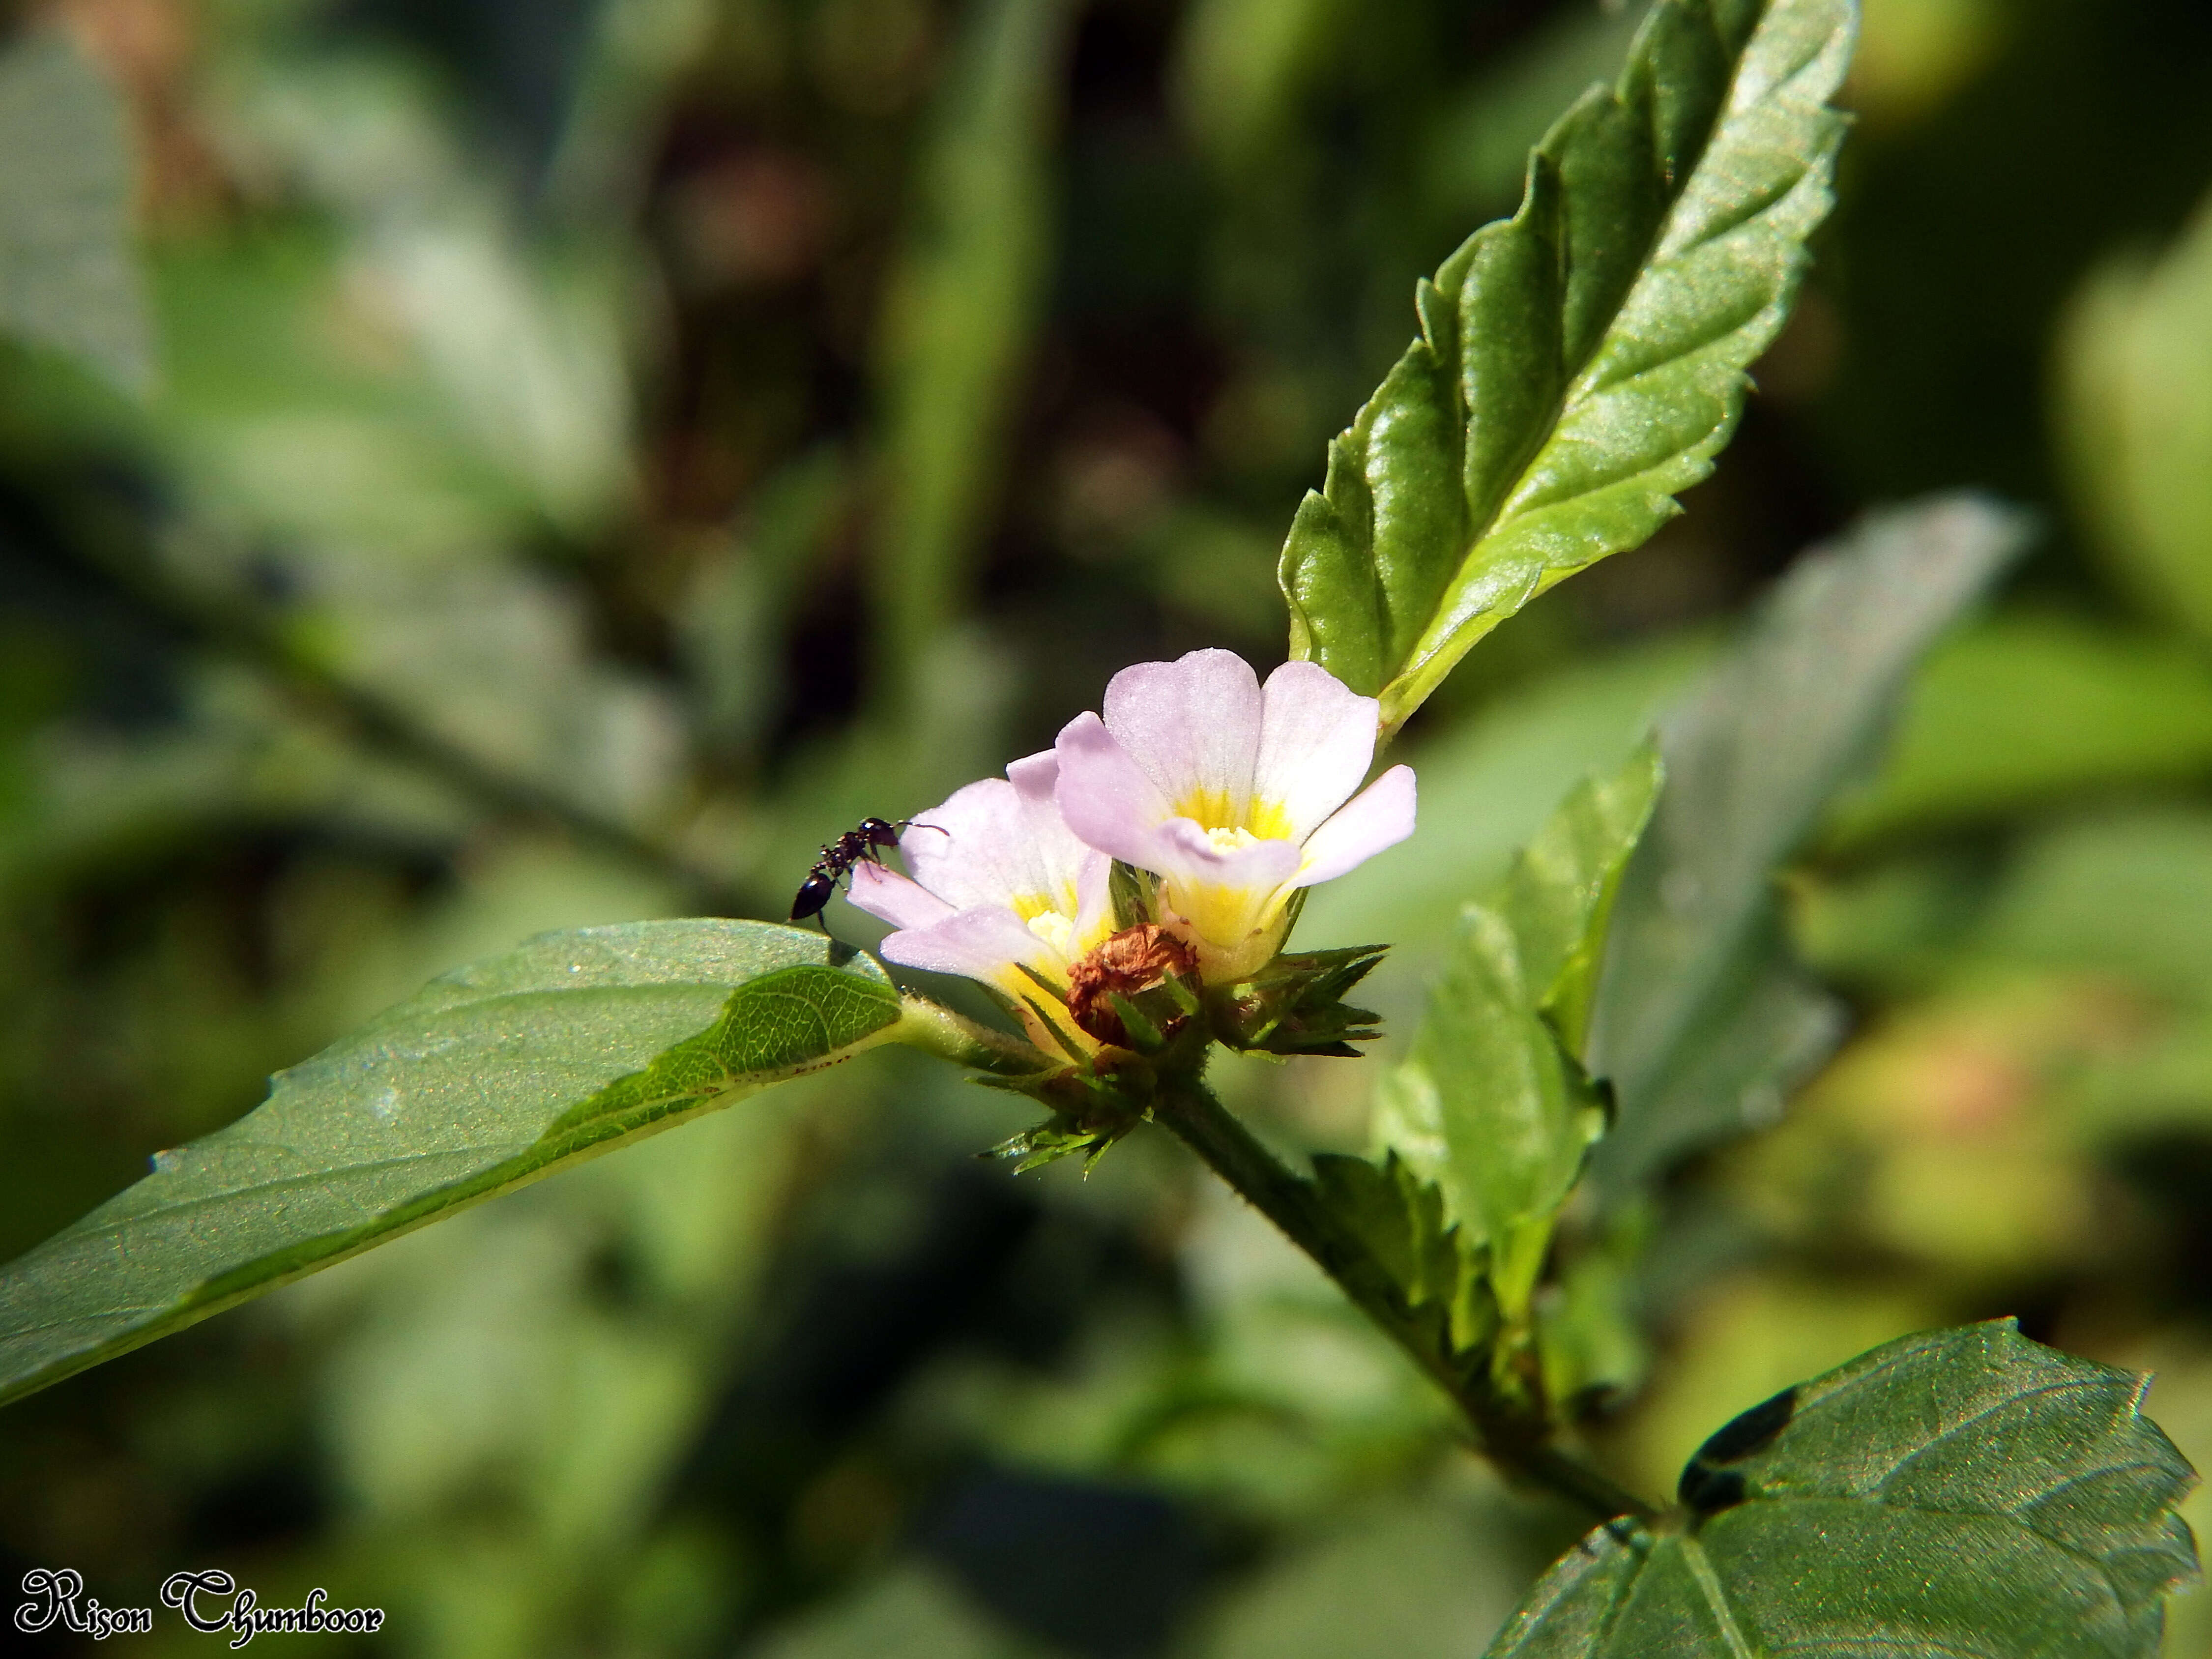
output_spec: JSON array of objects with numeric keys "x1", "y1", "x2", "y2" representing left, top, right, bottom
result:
[{"x1": 7, "y1": 0, "x2": 2212, "y2": 1653}]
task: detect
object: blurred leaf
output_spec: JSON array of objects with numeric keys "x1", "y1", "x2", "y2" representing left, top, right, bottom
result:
[
  {"x1": 2059, "y1": 185, "x2": 2212, "y2": 647},
  {"x1": 680, "y1": 447, "x2": 851, "y2": 758},
  {"x1": 1848, "y1": 0, "x2": 2006, "y2": 129},
  {"x1": 1588, "y1": 496, "x2": 2029, "y2": 1193},
  {"x1": 1825, "y1": 614, "x2": 2212, "y2": 848},
  {"x1": 1426, "y1": 4, "x2": 1644, "y2": 221},
  {"x1": 151, "y1": 231, "x2": 534, "y2": 552},
  {"x1": 0, "y1": 30, "x2": 152, "y2": 395},
  {"x1": 0, "y1": 922, "x2": 902, "y2": 1408},
  {"x1": 1298, "y1": 638, "x2": 1706, "y2": 975},
  {"x1": 1536, "y1": 1200, "x2": 1654, "y2": 1411},
  {"x1": 1198, "y1": 1495, "x2": 1532, "y2": 1659},
  {"x1": 1375, "y1": 749, "x2": 1660, "y2": 1318},
  {"x1": 1279, "y1": 0, "x2": 1856, "y2": 734},
  {"x1": 1171, "y1": 0, "x2": 1355, "y2": 172},
  {"x1": 1786, "y1": 848, "x2": 1993, "y2": 992},
  {"x1": 873, "y1": 0, "x2": 1077, "y2": 702},
  {"x1": 1486, "y1": 1322, "x2": 2198, "y2": 1659},
  {"x1": 217, "y1": 51, "x2": 635, "y2": 529},
  {"x1": 1972, "y1": 808, "x2": 2212, "y2": 997},
  {"x1": 755, "y1": 1565, "x2": 1046, "y2": 1659}
]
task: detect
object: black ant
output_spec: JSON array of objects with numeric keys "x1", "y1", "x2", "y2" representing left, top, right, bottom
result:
[{"x1": 790, "y1": 816, "x2": 945, "y2": 925}]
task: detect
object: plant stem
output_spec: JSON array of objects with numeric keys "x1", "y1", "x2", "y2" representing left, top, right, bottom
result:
[
  {"x1": 75, "y1": 524, "x2": 749, "y2": 914},
  {"x1": 893, "y1": 996, "x2": 1049, "y2": 1077},
  {"x1": 1151, "y1": 1077, "x2": 1655, "y2": 1524}
]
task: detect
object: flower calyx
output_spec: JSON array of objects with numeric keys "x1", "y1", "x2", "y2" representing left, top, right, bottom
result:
[{"x1": 1214, "y1": 943, "x2": 1389, "y2": 1057}]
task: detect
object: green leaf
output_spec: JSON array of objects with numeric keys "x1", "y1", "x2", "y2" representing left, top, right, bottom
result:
[
  {"x1": 1485, "y1": 1322, "x2": 2199, "y2": 1659},
  {"x1": 0, "y1": 29, "x2": 153, "y2": 394},
  {"x1": 1294, "y1": 636, "x2": 1707, "y2": 960},
  {"x1": 1825, "y1": 614, "x2": 2212, "y2": 851},
  {"x1": 1278, "y1": 0, "x2": 1856, "y2": 733},
  {"x1": 1311, "y1": 1150, "x2": 1495, "y2": 1357},
  {"x1": 872, "y1": 0, "x2": 1077, "y2": 704},
  {"x1": 1171, "y1": 0, "x2": 1356, "y2": 171},
  {"x1": 1374, "y1": 749, "x2": 1659, "y2": 1320},
  {"x1": 1489, "y1": 742, "x2": 1663, "y2": 1058},
  {"x1": 2058, "y1": 185, "x2": 2212, "y2": 650},
  {"x1": 0, "y1": 921, "x2": 902, "y2": 1408},
  {"x1": 1587, "y1": 496, "x2": 2030, "y2": 1193}
]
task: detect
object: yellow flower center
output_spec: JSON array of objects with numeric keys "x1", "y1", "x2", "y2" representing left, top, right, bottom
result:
[
  {"x1": 1025, "y1": 910, "x2": 1075, "y2": 956},
  {"x1": 1176, "y1": 790, "x2": 1292, "y2": 842}
]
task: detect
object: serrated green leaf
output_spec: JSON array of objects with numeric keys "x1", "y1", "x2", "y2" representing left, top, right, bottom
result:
[
  {"x1": 1375, "y1": 908, "x2": 1601, "y2": 1325},
  {"x1": 1491, "y1": 742, "x2": 1663, "y2": 1058},
  {"x1": 1486, "y1": 1322, "x2": 2199, "y2": 1659},
  {"x1": 0, "y1": 921, "x2": 902, "y2": 1408},
  {"x1": 0, "y1": 30, "x2": 153, "y2": 394},
  {"x1": 1310, "y1": 1151, "x2": 1494, "y2": 1355},
  {"x1": 1375, "y1": 748, "x2": 1659, "y2": 1321},
  {"x1": 1278, "y1": 0, "x2": 1854, "y2": 734},
  {"x1": 1587, "y1": 496, "x2": 2030, "y2": 1194}
]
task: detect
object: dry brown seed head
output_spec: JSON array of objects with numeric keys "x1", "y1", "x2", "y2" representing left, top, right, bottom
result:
[{"x1": 1066, "y1": 924, "x2": 1197, "y2": 1047}]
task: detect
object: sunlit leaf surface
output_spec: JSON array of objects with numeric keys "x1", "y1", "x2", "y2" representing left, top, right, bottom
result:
[
  {"x1": 1279, "y1": 0, "x2": 1856, "y2": 733},
  {"x1": 0, "y1": 921, "x2": 901, "y2": 1407},
  {"x1": 1486, "y1": 1322, "x2": 2198, "y2": 1659},
  {"x1": 1376, "y1": 749, "x2": 1659, "y2": 1315}
]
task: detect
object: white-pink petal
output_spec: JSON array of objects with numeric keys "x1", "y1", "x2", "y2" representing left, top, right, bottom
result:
[
  {"x1": 1294, "y1": 764, "x2": 1417, "y2": 887},
  {"x1": 1153, "y1": 817, "x2": 1304, "y2": 892},
  {"x1": 1053, "y1": 711, "x2": 1183, "y2": 872},
  {"x1": 1005, "y1": 749, "x2": 1097, "y2": 902},
  {"x1": 877, "y1": 906, "x2": 1055, "y2": 984},
  {"x1": 1255, "y1": 660, "x2": 1382, "y2": 842},
  {"x1": 902, "y1": 760, "x2": 1088, "y2": 919},
  {"x1": 1100, "y1": 648, "x2": 1262, "y2": 817},
  {"x1": 847, "y1": 862, "x2": 956, "y2": 931}
]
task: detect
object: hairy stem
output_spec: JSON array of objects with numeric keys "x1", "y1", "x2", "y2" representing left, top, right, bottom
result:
[
  {"x1": 893, "y1": 996, "x2": 1050, "y2": 1076},
  {"x1": 1151, "y1": 1077, "x2": 1655, "y2": 1523}
]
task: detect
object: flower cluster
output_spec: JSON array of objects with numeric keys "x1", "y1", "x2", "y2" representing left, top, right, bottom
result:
[{"x1": 850, "y1": 648, "x2": 1415, "y2": 1057}]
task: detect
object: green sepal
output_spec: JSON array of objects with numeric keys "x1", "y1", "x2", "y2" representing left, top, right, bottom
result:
[
  {"x1": 1009, "y1": 994, "x2": 1084, "y2": 1065},
  {"x1": 1109, "y1": 860, "x2": 1158, "y2": 931},
  {"x1": 1013, "y1": 959, "x2": 1072, "y2": 1002},
  {"x1": 1106, "y1": 990, "x2": 1166, "y2": 1053},
  {"x1": 1218, "y1": 943, "x2": 1390, "y2": 1055},
  {"x1": 986, "y1": 1118, "x2": 1129, "y2": 1175}
]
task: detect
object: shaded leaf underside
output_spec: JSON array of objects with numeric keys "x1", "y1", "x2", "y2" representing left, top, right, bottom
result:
[
  {"x1": 1586, "y1": 495, "x2": 2033, "y2": 1194},
  {"x1": 0, "y1": 921, "x2": 901, "y2": 1407}
]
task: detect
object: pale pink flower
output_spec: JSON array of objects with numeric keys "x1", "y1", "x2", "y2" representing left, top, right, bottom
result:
[
  {"x1": 1052, "y1": 648, "x2": 1416, "y2": 982},
  {"x1": 847, "y1": 752, "x2": 1114, "y2": 1054}
]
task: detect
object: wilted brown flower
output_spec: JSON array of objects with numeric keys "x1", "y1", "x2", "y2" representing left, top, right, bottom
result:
[{"x1": 1066, "y1": 925, "x2": 1197, "y2": 1048}]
